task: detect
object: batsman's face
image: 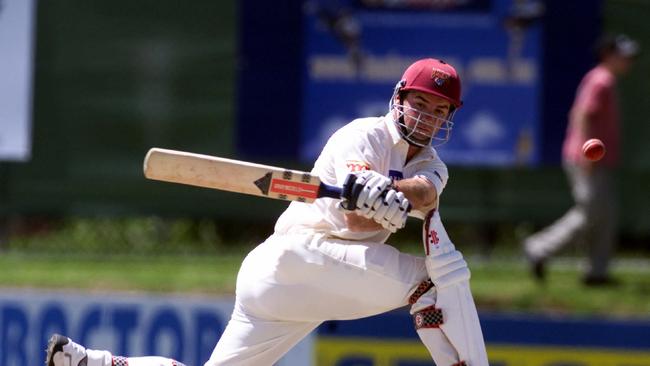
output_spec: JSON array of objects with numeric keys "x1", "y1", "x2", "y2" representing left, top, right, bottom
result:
[{"x1": 400, "y1": 91, "x2": 452, "y2": 145}]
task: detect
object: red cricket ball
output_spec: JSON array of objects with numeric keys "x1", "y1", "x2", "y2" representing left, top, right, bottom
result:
[{"x1": 582, "y1": 138, "x2": 606, "y2": 162}]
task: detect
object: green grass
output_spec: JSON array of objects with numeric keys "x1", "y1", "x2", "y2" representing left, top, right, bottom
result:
[
  {"x1": 1, "y1": 252, "x2": 649, "y2": 317},
  {"x1": 0, "y1": 253, "x2": 242, "y2": 295},
  {"x1": 469, "y1": 258, "x2": 650, "y2": 317},
  {"x1": 2, "y1": 217, "x2": 648, "y2": 317}
]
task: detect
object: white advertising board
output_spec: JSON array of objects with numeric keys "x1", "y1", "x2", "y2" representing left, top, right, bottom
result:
[{"x1": 0, "y1": 0, "x2": 35, "y2": 161}]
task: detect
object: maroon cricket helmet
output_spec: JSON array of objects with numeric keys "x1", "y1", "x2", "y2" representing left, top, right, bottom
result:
[{"x1": 398, "y1": 58, "x2": 462, "y2": 109}]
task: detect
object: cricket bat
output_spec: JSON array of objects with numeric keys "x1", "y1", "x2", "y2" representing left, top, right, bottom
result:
[{"x1": 143, "y1": 148, "x2": 348, "y2": 203}]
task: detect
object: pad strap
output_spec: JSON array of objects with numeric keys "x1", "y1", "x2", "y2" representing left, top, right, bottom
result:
[
  {"x1": 112, "y1": 356, "x2": 129, "y2": 366},
  {"x1": 413, "y1": 305, "x2": 444, "y2": 329},
  {"x1": 409, "y1": 279, "x2": 434, "y2": 304}
]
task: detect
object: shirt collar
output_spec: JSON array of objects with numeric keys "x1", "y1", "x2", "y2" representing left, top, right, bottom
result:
[
  {"x1": 384, "y1": 112, "x2": 404, "y2": 146},
  {"x1": 383, "y1": 112, "x2": 437, "y2": 163}
]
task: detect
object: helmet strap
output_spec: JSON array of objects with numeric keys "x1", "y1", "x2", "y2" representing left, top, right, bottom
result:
[
  {"x1": 396, "y1": 103, "x2": 430, "y2": 148},
  {"x1": 399, "y1": 121, "x2": 425, "y2": 148},
  {"x1": 395, "y1": 94, "x2": 416, "y2": 146}
]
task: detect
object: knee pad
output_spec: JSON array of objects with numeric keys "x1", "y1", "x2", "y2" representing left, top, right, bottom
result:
[{"x1": 426, "y1": 250, "x2": 471, "y2": 289}]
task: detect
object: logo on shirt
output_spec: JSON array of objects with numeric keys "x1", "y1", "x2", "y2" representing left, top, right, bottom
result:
[
  {"x1": 388, "y1": 170, "x2": 404, "y2": 182},
  {"x1": 346, "y1": 160, "x2": 370, "y2": 172}
]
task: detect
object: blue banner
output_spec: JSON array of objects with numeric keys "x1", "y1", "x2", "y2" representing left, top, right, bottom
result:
[
  {"x1": 0, "y1": 291, "x2": 312, "y2": 366},
  {"x1": 301, "y1": 0, "x2": 542, "y2": 166}
]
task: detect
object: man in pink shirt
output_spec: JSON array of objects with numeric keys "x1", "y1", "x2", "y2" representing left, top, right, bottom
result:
[{"x1": 524, "y1": 34, "x2": 639, "y2": 286}]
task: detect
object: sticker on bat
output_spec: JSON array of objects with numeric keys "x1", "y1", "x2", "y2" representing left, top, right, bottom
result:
[{"x1": 270, "y1": 179, "x2": 319, "y2": 199}]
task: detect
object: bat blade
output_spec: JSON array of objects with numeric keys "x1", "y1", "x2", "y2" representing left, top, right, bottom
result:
[{"x1": 143, "y1": 148, "x2": 342, "y2": 203}]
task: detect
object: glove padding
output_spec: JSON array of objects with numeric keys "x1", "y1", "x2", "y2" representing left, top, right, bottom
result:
[
  {"x1": 338, "y1": 171, "x2": 410, "y2": 233},
  {"x1": 356, "y1": 171, "x2": 393, "y2": 212},
  {"x1": 338, "y1": 171, "x2": 391, "y2": 212},
  {"x1": 364, "y1": 188, "x2": 410, "y2": 232}
]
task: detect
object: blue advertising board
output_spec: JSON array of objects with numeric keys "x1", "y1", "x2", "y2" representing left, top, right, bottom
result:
[
  {"x1": 300, "y1": 0, "x2": 542, "y2": 166},
  {"x1": 4, "y1": 290, "x2": 649, "y2": 366},
  {"x1": 0, "y1": 290, "x2": 312, "y2": 366}
]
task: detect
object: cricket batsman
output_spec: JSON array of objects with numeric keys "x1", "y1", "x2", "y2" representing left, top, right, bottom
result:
[{"x1": 46, "y1": 58, "x2": 488, "y2": 366}]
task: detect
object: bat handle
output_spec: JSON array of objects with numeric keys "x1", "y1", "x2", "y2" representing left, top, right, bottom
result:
[
  {"x1": 318, "y1": 173, "x2": 357, "y2": 201},
  {"x1": 317, "y1": 182, "x2": 344, "y2": 200}
]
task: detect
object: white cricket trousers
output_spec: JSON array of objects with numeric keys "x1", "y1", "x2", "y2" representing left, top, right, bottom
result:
[{"x1": 205, "y1": 232, "x2": 429, "y2": 365}]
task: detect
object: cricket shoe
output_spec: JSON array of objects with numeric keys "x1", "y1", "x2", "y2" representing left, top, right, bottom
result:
[{"x1": 45, "y1": 334, "x2": 88, "y2": 366}]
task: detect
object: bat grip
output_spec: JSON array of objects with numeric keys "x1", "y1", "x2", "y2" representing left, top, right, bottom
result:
[
  {"x1": 317, "y1": 174, "x2": 357, "y2": 206},
  {"x1": 318, "y1": 182, "x2": 344, "y2": 200}
]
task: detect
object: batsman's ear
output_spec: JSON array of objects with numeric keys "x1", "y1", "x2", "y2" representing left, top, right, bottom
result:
[{"x1": 396, "y1": 90, "x2": 408, "y2": 103}]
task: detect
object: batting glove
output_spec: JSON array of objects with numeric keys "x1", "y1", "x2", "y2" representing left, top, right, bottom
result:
[
  {"x1": 366, "y1": 189, "x2": 410, "y2": 232},
  {"x1": 338, "y1": 170, "x2": 391, "y2": 212},
  {"x1": 355, "y1": 171, "x2": 393, "y2": 215}
]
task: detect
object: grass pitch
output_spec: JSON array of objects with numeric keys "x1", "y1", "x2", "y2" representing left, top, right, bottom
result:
[
  {"x1": 1, "y1": 252, "x2": 649, "y2": 318},
  {"x1": 2, "y1": 217, "x2": 648, "y2": 316}
]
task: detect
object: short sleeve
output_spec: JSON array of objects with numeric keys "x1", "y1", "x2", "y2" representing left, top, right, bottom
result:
[
  {"x1": 576, "y1": 78, "x2": 611, "y2": 117},
  {"x1": 413, "y1": 158, "x2": 449, "y2": 198}
]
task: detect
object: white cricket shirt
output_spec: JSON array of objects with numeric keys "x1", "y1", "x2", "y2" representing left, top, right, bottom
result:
[{"x1": 274, "y1": 113, "x2": 449, "y2": 243}]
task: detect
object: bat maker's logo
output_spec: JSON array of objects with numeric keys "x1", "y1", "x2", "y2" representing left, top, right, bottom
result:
[{"x1": 428, "y1": 229, "x2": 440, "y2": 246}]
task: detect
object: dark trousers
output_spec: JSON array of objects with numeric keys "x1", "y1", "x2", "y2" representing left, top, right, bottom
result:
[{"x1": 525, "y1": 163, "x2": 618, "y2": 278}]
